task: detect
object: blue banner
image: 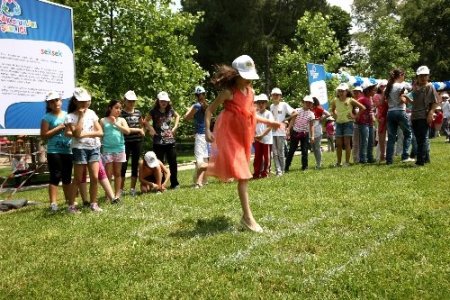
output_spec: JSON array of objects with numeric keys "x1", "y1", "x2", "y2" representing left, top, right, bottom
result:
[
  {"x1": 307, "y1": 63, "x2": 329, "y2": 110},
  {"x1": 0, "y1": 0, "x2": 74, "y2": 135}
]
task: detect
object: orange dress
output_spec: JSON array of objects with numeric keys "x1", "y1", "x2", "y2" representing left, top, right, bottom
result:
[{"x1": 207, "y1": 87, "x2": 256, "y2": 181}]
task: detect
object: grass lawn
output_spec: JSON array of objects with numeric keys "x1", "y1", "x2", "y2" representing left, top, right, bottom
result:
[{"x1": 0, "y1": 138, "x2": 449, "y2": 299}]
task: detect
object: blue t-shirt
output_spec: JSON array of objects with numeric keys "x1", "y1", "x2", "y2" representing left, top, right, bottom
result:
[
  {"x1": 193, "y1": 103, "x2": 206, "y2": 134},
  {"x1": 42, "y1": 112, "x2": 72, "y2": 154},
  {"x1": 102, "y1": 120, "x2": 125, "y2": 153}
]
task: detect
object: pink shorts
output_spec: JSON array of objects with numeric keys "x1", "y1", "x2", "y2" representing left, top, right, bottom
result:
[
  {"x1": 81, "y1": 158, "x2": 107, "y2": 183},
  {"x1": 102, "y1": 151, "x2": 126, "y2": 163}
]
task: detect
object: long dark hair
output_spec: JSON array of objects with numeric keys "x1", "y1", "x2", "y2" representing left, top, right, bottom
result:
[
  {"x1": 67, "y1": 96, "x2": 78, "y2": 113},
  {"x1": 385, "y1": 68, "x2": 404, "y2": 100},
  {"x1": 210, "y1": 64, "x2": 239, "y2": 90},
  {"x1": 105, "y1": 99, "x2": 120, "y2": 117},
  {"x1": 153, "y1": 99, "x2": 172, "y2": 113}
]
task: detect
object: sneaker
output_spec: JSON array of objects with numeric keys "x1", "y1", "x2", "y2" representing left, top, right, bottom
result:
[
  {"x1": 130, "y1": 188, "x2": 136, "y2": 197},
  {"x1": 90, "y1": 203, "x2": 103, "y2": 212},
  {"x1": 194, "y1": 183, "x2": 202, "y2": 189},
  {"x1": 401, "y1": 158, "x2": 415, "y2": 163},
  {"x1": 112, "y1": 197, "x2": 120, "y2": 204},
  {"x1": 50, "y1": 203, "x2": 58, "y2": 212},
  {"x1": 67, "y1": 205, "x2": 80, "y2": 214},
  {"x1": 334, "y1": 163, "x2": 342, "y2": 167}
]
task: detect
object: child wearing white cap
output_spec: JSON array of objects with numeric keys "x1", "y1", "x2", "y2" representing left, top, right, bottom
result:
[
  {"x1": 205, "y1": 55, "x2": 281, "y2": 233},
  {"x1": 139, "y1": 151, "x2": 170, "y2": 193},
  {"x1": 144, "y1": 91, "x2": 180, "y2": 189},
  {"x1": 41, "y1": 91, "x2": 72, "y2": 211},
  {"x1": 253, "y1": 93, "x2": 274, "y2": 178},
  {"x1": 184, "y1": 86, "x2": 209, "y2": 188},
  {"x1": 441, "y1": 92, "x2": 450, "y2": 140},
  {"x1": 65, "y1": 87, "x2": 104, "y2": 212},
  {"x1": 120, "y1": 90, "x2": 145, "y2": 197},
  {"x1": 269, "y1": 87, "x2": 297, "y2": 176}
]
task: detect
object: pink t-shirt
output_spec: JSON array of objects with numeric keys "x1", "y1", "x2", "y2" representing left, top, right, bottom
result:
[
  {"x1": 293, "y1": 108, "x2": 315, "y2": 133},
  {"x1": 357, "y1": 96, "x2": 374, "y2": 125}
]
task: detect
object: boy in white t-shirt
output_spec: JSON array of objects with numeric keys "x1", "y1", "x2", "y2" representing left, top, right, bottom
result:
[
  {"x1": 269, "y1": 88, "x2": 297, "y2": 176},
  {"x1": 253, "y1": 94, "x2": 274, "y2": 179}
]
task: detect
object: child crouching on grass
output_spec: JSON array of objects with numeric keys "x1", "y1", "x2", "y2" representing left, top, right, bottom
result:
[
  {"x1": 253, "y1": 93, "x2": 274, "y2": 179},
  {"x1": 139, "y1": 151, "x2": 170, "y2": 194}
]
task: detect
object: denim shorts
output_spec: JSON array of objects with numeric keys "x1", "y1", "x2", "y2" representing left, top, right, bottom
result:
[
  {"x1": 102, "y1": 151, "x2": 126, "y2": 163},
  {"x1": 72, "y1": 147, "x2": 100, "y2": 164},
  {"x1": 335, "y1": 121, "x2": 354, "y2": 137}
]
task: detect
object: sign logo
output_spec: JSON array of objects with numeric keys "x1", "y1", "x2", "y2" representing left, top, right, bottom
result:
[
  {"x1": 1, "y1": 0, "x2": 21, "y2": 17},
  {"x1": 309, "y1": 65, "x2": 319, "y2": 80},
  {"x1": 0, "y1": 0, "x2": 37, "y2": 35}
]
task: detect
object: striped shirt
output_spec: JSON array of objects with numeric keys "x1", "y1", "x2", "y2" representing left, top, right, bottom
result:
[
  {"x1": 293, "y1": 108, "x2": 315, "y2": 133},
  {"x1": 121, "y1": 109, "x2": 143, "y2": 143}
]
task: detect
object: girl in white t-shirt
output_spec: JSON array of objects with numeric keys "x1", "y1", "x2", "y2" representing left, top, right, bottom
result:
[
  {"x1": 253, "y1": 94, "x2": 274, "y2": 178},
  {"x1": 65, "y1": 87, "x2": 103, "y2": 213}
]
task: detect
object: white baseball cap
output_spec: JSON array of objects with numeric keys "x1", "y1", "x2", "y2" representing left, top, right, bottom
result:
[
  {"x1": 441, "y1": 93, "x2": 449, "y2": 99},
  {"x1": 352, "y1": 86, "x2": 363, "y2": 92},
  {"x1": 194, "y1": 86, "x2": 206, "y2": 94},
  {"x1": 124, "y1": 90, "x2": 138, "y2": 100},
  {"x1": 232, "y1": 55, "x2": 259, "y2": 80},
  {"x1": 157, "y1": 91, "x2": 170, "y2": 101},
  {"x1": 416, "y1": 65, "x2": 430, "y2": 75},
  {"x1": 73, "y1": 87, "x2": 91, "y2": 101},
  {"x1": 361, "y1": 81, "x2": 377, "y2": 90},
  {"x1": 378, "y1": 79, "x2": 388, "y2": 87},
  {"x1": 337, "y1": 83, "x2": 349, "y2": 91},
  {"x1": 254, "y1": 93, "x2": 269, "y2": 102},
  {"x1": 45, "y1": 91, "x2": 60, "y2": 101},
  {"x1": 271, "y1": 87, "x2": 282, "y2": 95},
  {"x1": 303, "y1": 95, "x2": 314, "y2": 103},
  {"x1": 144, "y1": 151, "x2": 159, "y2": 168}
]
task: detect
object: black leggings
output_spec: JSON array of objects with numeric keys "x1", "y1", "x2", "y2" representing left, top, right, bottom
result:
[
  {"x1": 47, "y1": 153, "x2": 73, "y2": 185},
  {"x1": 153, "y1": 143, "x2": 179, "y2": 188},
  {"x1": 121, "y1": 140, "x2": 142, "y2": 178}
]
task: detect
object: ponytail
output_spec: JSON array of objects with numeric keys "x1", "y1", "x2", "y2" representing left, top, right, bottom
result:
[{"x1": 385, "y1": 68, "x2": 404, "y2": 100}]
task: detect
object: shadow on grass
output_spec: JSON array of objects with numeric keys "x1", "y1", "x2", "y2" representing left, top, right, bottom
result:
[{"x1": 169, "y1": 215, "x2": 233, "y2": 238}]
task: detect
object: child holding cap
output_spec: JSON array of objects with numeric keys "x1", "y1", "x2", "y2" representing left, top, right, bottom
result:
[
  {"x1": 41, "y1": 91, "x2": 73, "y2": 211},
  {"x1": 65, "y1": 87, "x2": 103, "y2": 213},
  {"x1": 145, "y1": 91, "x2": 180, "y2": 189},
  {"x1": 285, "y1": 95, "x2": 315, "y2": 172},
  {"x1": 139, "y1": 151, "x2": 170, "y2": 193},
  {"x1": 184, "y1": 86, "x2": 209, "y2": 188},
  {"x1": 205, "y1": 55, "x2": 280, "y2": 233},
  {"x1": 253, "y1": 93, "x2": 274, "y2": 179},
  {"x1": 120, "y1": 90, "x2": 145, "y2": 196}
]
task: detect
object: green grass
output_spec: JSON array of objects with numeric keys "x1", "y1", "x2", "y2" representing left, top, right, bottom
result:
[{"x1": 1, "y1": 138, "x2": 449, "y2": 299}]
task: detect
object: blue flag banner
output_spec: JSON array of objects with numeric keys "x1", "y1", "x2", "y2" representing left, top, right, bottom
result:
[
  {"x1": 307, "y1": 63, "x2": 328, "y2": 110},
  {"x1": 0, "y1": 0, "x2": 74, "y2": 135}
]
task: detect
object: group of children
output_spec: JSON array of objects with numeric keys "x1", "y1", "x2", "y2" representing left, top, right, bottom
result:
[{"x1": 38, "y1": 54, "x2": 445, "y2": 233}]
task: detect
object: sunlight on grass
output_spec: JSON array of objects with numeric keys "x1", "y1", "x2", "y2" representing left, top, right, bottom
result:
[{"x1": 1, "y1": 138, "x2": 449, "y2": 298}]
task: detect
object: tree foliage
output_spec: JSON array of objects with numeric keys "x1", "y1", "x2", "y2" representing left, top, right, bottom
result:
[
  {"x1": 273, "y1": 12, "x2": 342, "y2": 105},
  {"x1": 52, "y1": 0, "x2": 206, "y2": 113},
  {"x1": 367, "y1": 17, "x2": 419, "y2": 78},
  {"x1": 181, "y1": 0, "x2": 352, "y2": 92}
]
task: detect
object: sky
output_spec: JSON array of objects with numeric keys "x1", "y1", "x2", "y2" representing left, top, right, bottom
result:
[{"x1": 327, "y1": 0, "x2": 353, "y2": 14}]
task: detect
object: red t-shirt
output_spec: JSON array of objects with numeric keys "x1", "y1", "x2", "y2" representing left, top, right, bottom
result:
[{"x1": 357, "y1": 96, "x2": 374, "y2": 125}]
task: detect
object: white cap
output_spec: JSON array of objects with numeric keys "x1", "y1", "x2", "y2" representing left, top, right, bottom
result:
[
  {"x1": 232, "y1": 55, "x2": 259, "y2": 80},
  {"x1": 361, "y1": 81, "x2": 377, "y2": 90},
  {"x1": 124, "y1": 90, "x2": 138, "y2": 100},
  {"x1": 435, "y1": 106, "x2": 442, "y2": 110},
  {"x1": 73, "y1": 87, "x2": 91, "y2": 101},
  {"x1": 378, "y1": 79, "x2": 388, "y2": 87},
  {"x1": 157, "y1": 91, "x2": 170, "y2": 101},
  {"x1": 337, "y1": 83, "x2": 349, "y2": 91},
  {"x1": 254, "y1": 93, "x2": 269, "y2": 102},
  {"x1": 416, "y1": 65, "x2": 430, "y2": 75},
  {"x1": 194, "y1": 86, "x2": 206, "y2": 94},
  {"x1": 144, "y1": 151, "x2": 159, "y2": 168},
  {"x1": 303, "y1": 95, "x2": 314, "y2": 103},
  {"x1": 352, "y1": 86, "x2": 363, "y2": 92},
  {"x1": 441, "y1": 93, "x2": 449, "y2": 99},
  {"x1": 271, "y1": 87, "x2": 282, "y2": 95},
  {"x1": 326, "y1": 116, "x2": 335, "y2": 121},
  {"x1": 45, "y1": 91, "x2": 60, "y2": 101}
]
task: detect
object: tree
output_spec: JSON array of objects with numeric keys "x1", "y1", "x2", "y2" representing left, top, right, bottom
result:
[
  {"x1": 52, "y1": 0, "x2": 206, "y2": 113},
  {"x1": 273, "y1": 12, "x2": 342, "y2": 105},
  {"x1": 400, "y1": 0, "x2": 450, "y2": 79},
  {"x1": 367, "y1": 16, "x2": 419, "y2": 78}
]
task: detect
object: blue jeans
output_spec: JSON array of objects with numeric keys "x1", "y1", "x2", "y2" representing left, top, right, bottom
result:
[
  {"x1": 386, "y1": 110, "x2": 412, "y2": 164},
  {"x1": 359, "y1": 124, "x2": 374, "y2": 163}
]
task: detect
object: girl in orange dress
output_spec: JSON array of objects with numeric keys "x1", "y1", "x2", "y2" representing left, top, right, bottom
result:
[{"x1": 205, "y1": 55, "x2": 280, "y2": 233}]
